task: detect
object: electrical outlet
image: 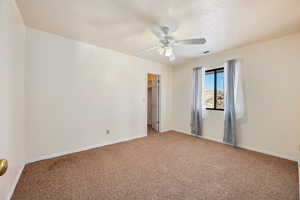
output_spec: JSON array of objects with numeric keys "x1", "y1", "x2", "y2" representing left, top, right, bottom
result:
[{"x1": 106, "y1": 129, "x2": 110, "y2": 135}]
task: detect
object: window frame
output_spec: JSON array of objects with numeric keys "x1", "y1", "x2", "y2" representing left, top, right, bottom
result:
[{"x1": 205, "y1": 67, "x2": 224, "y2": 111}]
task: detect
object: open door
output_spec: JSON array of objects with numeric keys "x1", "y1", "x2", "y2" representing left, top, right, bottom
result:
[{"x1": 151, "y1": 75, "x2": 160, "y2": 132}]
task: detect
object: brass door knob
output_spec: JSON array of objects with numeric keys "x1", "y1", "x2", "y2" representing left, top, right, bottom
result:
[{"x1": 0, "y1": 159, "x2": 8, "y2": 176}]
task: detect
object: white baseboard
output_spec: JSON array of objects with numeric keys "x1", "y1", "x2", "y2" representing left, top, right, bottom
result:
[
  {"x1": 160, "y1": 129, "x2": 172, "y2": 133},
  {"x1": 173, "y1": 129, "x2": 298, "y2": 162},
  {"x1": 237, "y1": 144, "x2": 298, "y2": 162},
  {"x1": 28, "y1": 135, "x2": 146, "y2": 164},
  {"x1": 7, "y1": 163, "x2": 25, "y2": 200}
]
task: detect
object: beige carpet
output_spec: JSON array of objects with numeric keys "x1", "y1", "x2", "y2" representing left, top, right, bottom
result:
[{"x1": 12, "y1": 131, "x2": 299, "y2": 200}]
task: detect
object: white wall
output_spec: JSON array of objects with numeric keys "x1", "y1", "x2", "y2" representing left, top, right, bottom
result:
[
  {"x1": 27, "y1": 28, "x2": 173, "y2": 162},
  {"x1": 172, "y1": 33, "x2": 300, "y2": 161},
  {"x1": 0, "y1": 0, "x2": 27, "y2": 199}
]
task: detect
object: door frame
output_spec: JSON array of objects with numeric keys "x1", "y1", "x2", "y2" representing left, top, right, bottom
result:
[{"x1": 146, "y1": 72, "x2": 162, "y2": 133}]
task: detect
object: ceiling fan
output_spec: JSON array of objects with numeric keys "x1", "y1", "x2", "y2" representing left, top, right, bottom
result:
[{"x1": 148, "y1": 25, "x2": 207, "y2": 61}]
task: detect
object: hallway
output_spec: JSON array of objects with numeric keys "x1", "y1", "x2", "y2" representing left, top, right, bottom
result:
[{"x1": 147, "y1": 125, "x2": 160, "y2": 136}]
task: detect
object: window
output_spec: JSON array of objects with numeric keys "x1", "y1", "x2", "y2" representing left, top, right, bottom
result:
[{"x1": 204, "y1": 67, "x2": 224, "y2": 110}]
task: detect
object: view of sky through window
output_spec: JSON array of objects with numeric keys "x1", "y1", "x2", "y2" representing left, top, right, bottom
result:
[
  {"x1": 204, "y1": 68, "x2": 224, "y2": 109},
  {"x1": 205, "y1": 72, "x2": 224, "y2": 90}
]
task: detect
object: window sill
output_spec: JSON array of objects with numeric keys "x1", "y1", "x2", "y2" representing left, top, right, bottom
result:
[{"x1": 206, "y1": 108, "x2": 224, "y2": 111}]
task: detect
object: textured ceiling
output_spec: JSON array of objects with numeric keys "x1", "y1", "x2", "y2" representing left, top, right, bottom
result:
[{"x1": 16, "y1": 0, "x2": 300, "y2": 65}]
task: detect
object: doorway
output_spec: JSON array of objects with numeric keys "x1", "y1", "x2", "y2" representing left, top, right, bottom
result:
[{"x1": 147, "y1": 74, "x2": 160, "y2": 136}]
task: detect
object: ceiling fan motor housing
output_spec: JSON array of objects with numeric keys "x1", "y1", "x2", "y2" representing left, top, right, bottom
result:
[{"x1": 160, "y1": 36, "x2": 175, "y2": 47}]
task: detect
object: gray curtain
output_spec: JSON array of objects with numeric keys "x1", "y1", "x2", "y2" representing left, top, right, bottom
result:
[
  {"x1": 191, "y1": 67, "x2": 204, "y2": 136},
  {"x1": 223, "y1": 60, "x2": 237, "y2": 145}
]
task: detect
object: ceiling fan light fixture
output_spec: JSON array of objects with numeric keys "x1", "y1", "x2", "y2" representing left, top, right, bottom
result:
[
  {"x1": 158, "y1": 48, "x2": 165, "y2": 55},
  {"x1": 169, "y1": 54, "x2": 175, "y2": 61},
  {"x1": 164, "y1": 47, "x2": 173, "y2": 57}
]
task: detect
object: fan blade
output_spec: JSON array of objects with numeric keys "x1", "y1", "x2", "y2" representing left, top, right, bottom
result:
[
  {"x1": 136, "y1": 45, "x2": 160, "y2": 55},
  {"x1": 175, "y1": 38, "x2": 206, "y2": 45},
  {"x1": 145, "y1": 46, "x2": 160, "y2": 52},
  {"x1": 151, "y1": 26, "x2": 166, "y2": 39}
]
